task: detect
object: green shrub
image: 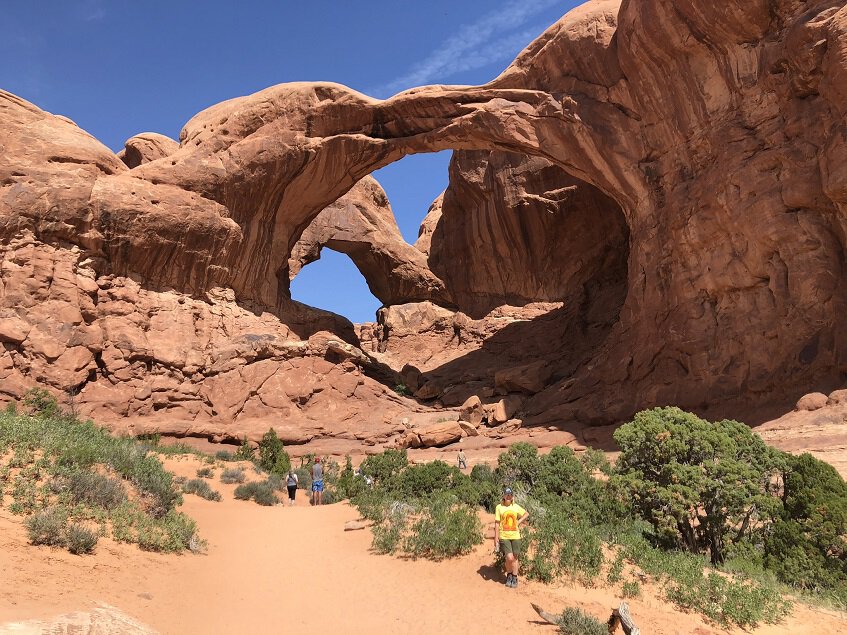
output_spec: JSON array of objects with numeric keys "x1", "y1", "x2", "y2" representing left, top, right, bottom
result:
[
  {"x1": 215, "y1": 450, "x2": 235, "y2": 461},
  {"x1": 1, "y1": 409, "x2": 200, "y2": 554},
  {"x1": 558, "y1": 607, "x2": 608, "y2": 635},
  {"x1": 402, "y1": 494, "x2": 483, "y2": 559},
  {"x1": 23, "y1": 388, "x2": 61, "y2": 418},
  {"x1": 360, "y1": 449, "x2": 408, "y2": 484},
  {"x1": 607, "y1": 552, "x2": 625, "y2": 584},
  {"x1": 612, "y1": 407, "x2": 782, "y2": 564},
  {"x1": 66, "y1": 523, "x2": 98, "y2": 554},
  {"x1": 352, "y1": 487, "x2": 392, "y2": 523},
  {"x1": 525, "y1": 512, "x2": 604, "y2": 585},
  {"x1": 765, "y1": 453, "x2": 847, "y2": 595},
  {"x1": 196, "y1": 467, "x2": 214, "y2": 478},
  {"x1": 111, "y1": 502, "x2": 198, "y2": 552},
  {"x1": 620, "y1": 531, "x2": 790, "y2": 628},
  {"x1": 59, "y1": 471, "x2": 127, "y2": 510},
  {"x1": 468, "y1": 463, "x2": 500, "y2": 512},
  {"x1": 334, "y1": 456, "x2": 367, "y2": 500},
  {"x1": 182, "y1": 478, "x2": 222, "y2": 502},
  {"x1": 390, "y1": 460, "x2": 459, "y2": 499},
  {"x1": 233, "y1": 438, "x2": 254, "y2": 461},
  {"x1": 264, "y1": 473, "x2": 285, "y2": 491},
  {"x1": 393, "y1": 383, "x2": 410, "y2": 396},
  {"x1": 26, "y1": 506, "x2": 68, "y2": 546},
  {"x1": 257, "y1": 428, "x2": 290, "y2": 475},
  {"x1": 372, "y1": 502, "x2": 409, "y2": 554},
  {"x1": 220, "y1": 467, "x2": 246, "y2": 484},
  {"x1": 496, "y1": 442, "x2": 541, "y2": 489},
  {"x1": 580, "y1": 447, "x2": 613, "y2": 475},
  {"x1": 294, "y1": 466, "x2": 312, "y2": 490},
  {"x1": 150, "y1": 441, "x2": 197, "y2": 456},
  {"x1": 622, "y1": 580, "x2": 640, "y2": 598},
  {"x1": 234, "y1": 481, "x2": 278, "y2": 506}
]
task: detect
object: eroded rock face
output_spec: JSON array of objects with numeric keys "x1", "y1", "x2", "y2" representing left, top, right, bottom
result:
[
  {"x1": 427, "y1": 151, "x2": 629, "y2": 319},
  {"x1": 117, "y1": 132, "x2": 179, "y2": 168},
  {"x1": 289, "y1": 176, "x2": 451, "y2": 307},
  {"x1": 0, "y1": 234, "x2": 414, "y2": 444},
  {"x1": 2, "y1": 0, "x2": 847, "y2": 436}
]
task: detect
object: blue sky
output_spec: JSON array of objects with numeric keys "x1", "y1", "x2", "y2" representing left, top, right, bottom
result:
[{"x1": 3, "y1": 0, "x2": 578, "y2": 323}]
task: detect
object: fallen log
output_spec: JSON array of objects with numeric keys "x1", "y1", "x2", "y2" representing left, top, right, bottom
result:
[{"x1": 530, "y1": 601, "x2": 641, "y2": 634}]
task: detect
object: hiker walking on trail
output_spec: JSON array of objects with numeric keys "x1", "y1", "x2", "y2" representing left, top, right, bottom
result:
[
  {"x1": 286, "y1": 469, "x2": 299, "y2": 506},
  {"x1": 493, "y1": 487, "x2": 529, "y2": 588},
  {"x1": 457, "y1": 449, "x2": 467, "y2": 470},
  {"x1": 311, "y1": 456, "x2": 324, "y2": 506}
]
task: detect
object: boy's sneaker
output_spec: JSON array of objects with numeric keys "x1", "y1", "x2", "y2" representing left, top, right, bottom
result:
[
  {"x1": 512, "y1": 576, "x2": 519, "y2": 588},
  {"x1": 506, "y1": 574, "x2": 516, "y2": 587}
]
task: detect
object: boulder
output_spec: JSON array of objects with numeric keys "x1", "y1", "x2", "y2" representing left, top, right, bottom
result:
[
  {"x1": 459, "y1": 395, "x2": 484, "y2": 427},
  {"x1": 458, "y1": 421, "x2": 479, "y2": 437},
  {"x1": 495, "y1": 361, "x2": 552, "y2": 394},
  {"x1": 414, "y1": 380, "x2": 443, "y2": 400},
  {"x1": 416, "y1": 421, "x2": 464, "y2": 447},
  {"x1": 492, "y1": 395, "x2": 524, "y2": 424},
  {"x1": 399, "y1": 364, "x2": 423, "y2": 393},
  {"x1": 796, "y1": 392, "x2": 829, "y2": 411},
  {"x1": 827, "y1": 389, "x2": 847, "y2": 406},
  {"x1": 0, "y1": 315, "x2": 30, "y2": 343}
]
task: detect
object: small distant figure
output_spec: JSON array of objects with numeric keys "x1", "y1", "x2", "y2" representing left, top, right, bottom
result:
[
  {"x1": 494, "y1": 487, "x2": 529, "y2": 588},
  {"x1": 311, "y1": 456, "x2": 324, "y2": 506},
  {"x1": 448, "y1": 312, "x2": 469, "y2": 346},
  {"x1": 286, "y1": 469, "x2": 299, "y2": 506},
  {"x1": 457, "y1": 449, "x2": 467, "y2": 470}
]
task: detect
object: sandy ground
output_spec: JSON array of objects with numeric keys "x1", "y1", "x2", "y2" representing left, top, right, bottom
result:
[{"x1": 1, "y1": 455, "x2": 846, "y2": 635}]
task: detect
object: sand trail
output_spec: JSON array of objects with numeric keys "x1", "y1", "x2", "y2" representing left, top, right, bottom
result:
[{"x1": 1, "y1": 456, "x2": 845, "y2": 634}]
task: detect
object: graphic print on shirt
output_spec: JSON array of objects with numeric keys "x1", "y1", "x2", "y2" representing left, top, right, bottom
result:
[{"x1": 500, "y1": 511, "x2": 518, "y2": 533}]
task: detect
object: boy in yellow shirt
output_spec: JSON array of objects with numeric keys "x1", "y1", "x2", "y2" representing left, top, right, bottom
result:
[{"x1": 493, "y1": 487, "x2": 529, "y2": 588}]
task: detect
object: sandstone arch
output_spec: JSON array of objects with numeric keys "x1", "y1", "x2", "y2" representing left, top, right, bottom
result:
[
  {"x1": 289, "y1": 176, "x2": 452, "y2": 308},
  {"x1": 2, "y1": 0, "x2": 847, "y2": 432}
]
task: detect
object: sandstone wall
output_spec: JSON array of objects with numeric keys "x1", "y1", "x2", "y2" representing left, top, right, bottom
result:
[{"x1": 3, "y1": 0, "x2": 847, "y2": 434}]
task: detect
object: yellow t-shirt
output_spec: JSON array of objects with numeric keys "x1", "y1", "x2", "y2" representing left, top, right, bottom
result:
[{"x1": 495, "y1": 502, "x2": 527, "y2": 540}]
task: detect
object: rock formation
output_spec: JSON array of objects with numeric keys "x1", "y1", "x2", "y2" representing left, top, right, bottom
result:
[
  {"x1": 2, "y1": 0, "x2": 847, "y2": 443},
  {"x1": 116, "y1": 132, "x2": 179, "y2": 168},
  {"x1": 424, "y1": 150, "x2": 629, "y2": 319},
  {"x1": 289, "y1": 176, "x2": 451, "y2": 307}
]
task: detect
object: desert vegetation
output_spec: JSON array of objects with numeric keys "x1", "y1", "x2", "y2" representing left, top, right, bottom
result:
[
  {"x1": 1, "y1": 389, "x2": 203, "y2": 554},
  {"x1": 5, "y1": 388, "x2": 845, "y2": 628},
  {"x1": 350, "y1": 407, "x2": 847, "y2": 628}
]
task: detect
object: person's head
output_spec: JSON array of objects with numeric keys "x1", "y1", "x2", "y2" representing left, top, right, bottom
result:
[
  {"x1": 315, "y1": 456, "x2": 321, "y2": 464},
  {"x1": 503, "y1": 487, "x2": 513, "y2": 503}
]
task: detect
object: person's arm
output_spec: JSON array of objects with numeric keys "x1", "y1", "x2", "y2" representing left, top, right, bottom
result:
[
  {"x1": 516, "y1": 509, "x2": 530, "y2": 529},
  {"x1": 492, "y1": 520, "x2": 499, "y2": 549}
]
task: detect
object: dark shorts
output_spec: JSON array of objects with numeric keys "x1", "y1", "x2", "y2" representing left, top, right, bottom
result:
[
  {"x1": 287, "y1": 485, "x2": 297, "y2": 500},
  {"x1": 311, "y1": 479, "x2": 324, "y2": 493},
  {"x1": 499, "y1": 538, "x2": 521, "y2": 556}
]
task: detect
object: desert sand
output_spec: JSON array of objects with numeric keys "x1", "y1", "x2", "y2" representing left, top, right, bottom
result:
[{"x1": 1, "y1": 454, "x2": 845, "y2": 635}]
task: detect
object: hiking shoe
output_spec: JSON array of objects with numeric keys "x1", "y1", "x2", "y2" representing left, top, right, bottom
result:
[
  {"x1": 505, "y1": 574, "x2": 516, "y2": 588},
  {"x1": 512, "y1": 576, "x2": 519, "y2": 588}
]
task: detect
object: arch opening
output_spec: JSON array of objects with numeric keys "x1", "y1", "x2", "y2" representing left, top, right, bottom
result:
[
  {"x1": 289, "y1": 247, "x2": 382, "y2": 324},
  {"x1": 369, "y1": 148, "x2": 631, "y2": 402}
]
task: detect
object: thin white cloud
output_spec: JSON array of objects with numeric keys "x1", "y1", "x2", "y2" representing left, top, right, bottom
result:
[
  {"x1": 85, "y1": 8, "x2": 106, "y2": 21},
  {"x1": 76, "y1": 0, "x2": 106, "y2": 22},
  {"x1": 371, "y1": 0, "x2": 560, "y2": 97}
]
